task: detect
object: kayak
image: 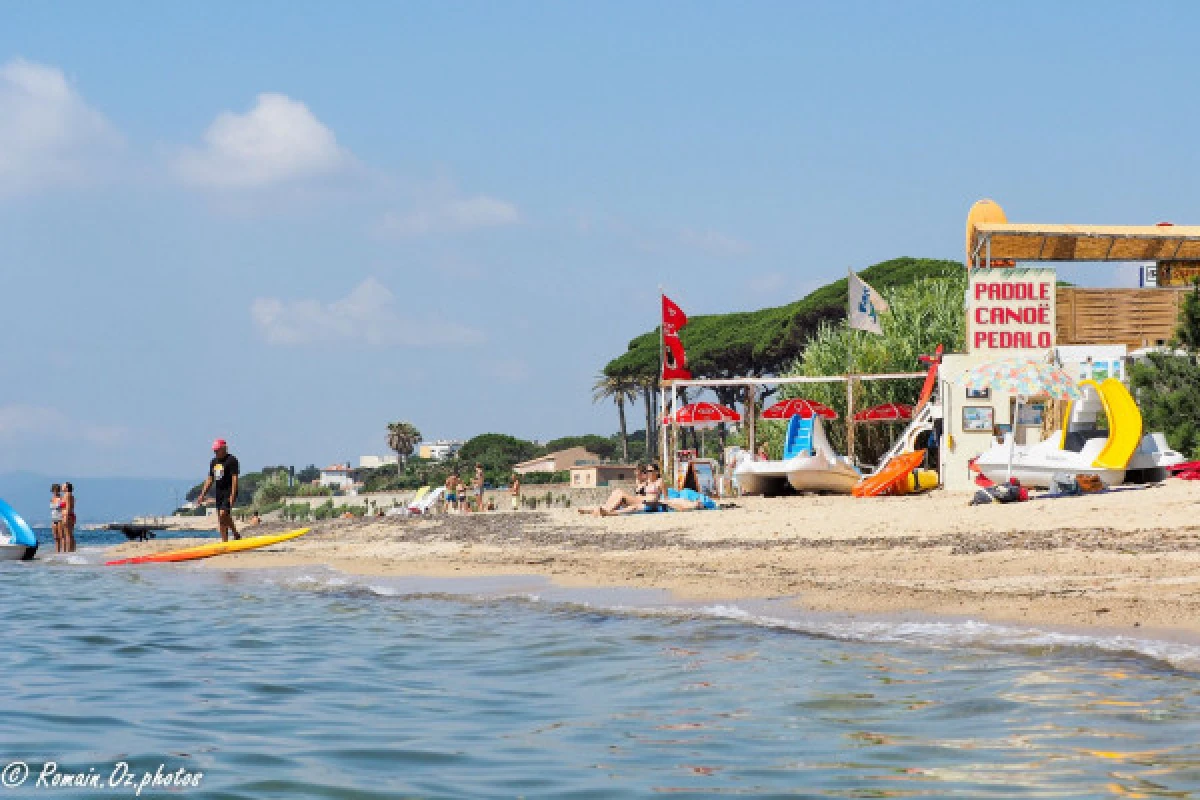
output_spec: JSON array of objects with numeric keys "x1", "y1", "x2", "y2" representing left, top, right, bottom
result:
[{"x1": 105, "y1": 528, "x2": 310, "y2": 566}]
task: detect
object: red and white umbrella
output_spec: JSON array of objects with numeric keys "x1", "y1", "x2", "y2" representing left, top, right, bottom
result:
[
  {"x1": 663, "y1": 402, "x2": 741, "y2": 427},
  {"x1": 761, "y1": 398, "x2": 838, "y2": 420},
  {"x1": 852, "y1": 403, "x2": 913, "y2": 422}
]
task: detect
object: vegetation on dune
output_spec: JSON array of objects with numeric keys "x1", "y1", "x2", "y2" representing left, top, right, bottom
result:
[
  {"x1": 598, "y1": 258, "x2": 964, "y2": 458},
  {"x1": 753, "y1": 271, "x2": 967, "y2": 463},
  {"x1": 1130, "y1": 283, "x2": 1200, "y2": 459}
]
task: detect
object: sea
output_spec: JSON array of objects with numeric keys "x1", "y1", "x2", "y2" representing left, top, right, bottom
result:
[{"x1": 2, "y1": 527, "x2": 1199, "y2": 799}]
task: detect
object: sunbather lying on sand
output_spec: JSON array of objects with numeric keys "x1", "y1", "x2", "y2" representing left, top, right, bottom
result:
[{"x1": 578, "y1": 465, "x2": 708, "y2": 515}]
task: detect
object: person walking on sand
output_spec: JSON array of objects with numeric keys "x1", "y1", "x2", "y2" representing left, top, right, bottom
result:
[
  {"x1": 473, "y1": 463, "x2": 485, "y2": 512},
  {"x1": 444, "y1": 472, "x2": 459, "y2": 514},
  {"x1": 196, "y1": 439, "x2": 241, "y2": 542},
  {"x1": 50, "y1": 483, "x2": 64, "y2": 553},
  {"x1": 61, "y1": 482, "x2": 77, "y2": 552},
  {"x1": 509, "y1": 473, "x2": 521, "y2": 511}
]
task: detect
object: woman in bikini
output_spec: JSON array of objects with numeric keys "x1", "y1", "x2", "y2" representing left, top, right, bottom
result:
[
  {"x1": 579, "y1": 465, "x2": 647, "y2": 515},
  {"x1": 61, "y1": 482, "x2": 77, "y2": 552},
  {"x1": 50, "y1": 484, "x2": 64, "y2": 553}
]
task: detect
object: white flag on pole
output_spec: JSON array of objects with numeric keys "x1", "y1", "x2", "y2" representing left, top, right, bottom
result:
[{"x1": 847, "y1": 270, "x2": 889, "y2": 335}]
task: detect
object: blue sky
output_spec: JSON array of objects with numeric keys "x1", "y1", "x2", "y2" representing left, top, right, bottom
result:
[{"x1": 1, "y1": 1, "x2": 1197, "y2": 479}]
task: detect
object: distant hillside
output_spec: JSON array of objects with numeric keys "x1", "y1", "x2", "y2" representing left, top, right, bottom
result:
[
  {"x1": 0, "y1": 472, "x2": 195, "y2": 525},
  {"x1": 605, "y1": 257, "x2": 963, "y2": 379}
]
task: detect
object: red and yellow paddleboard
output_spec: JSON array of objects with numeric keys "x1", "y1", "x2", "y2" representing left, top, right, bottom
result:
[
  {"x1": 106, "y1": 528, "x2": 310, "y2": 566},
  {"x1": 852, "y1": 451, "x2": 926, "y2": 498}
]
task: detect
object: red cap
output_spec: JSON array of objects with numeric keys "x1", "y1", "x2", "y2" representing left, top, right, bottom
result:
[{"x1": 212, "y1": 438, "x2": 227, "y2": 452}]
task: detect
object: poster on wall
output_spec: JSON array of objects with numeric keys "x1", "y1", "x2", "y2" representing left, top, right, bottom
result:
[
  {"x1": 967, "y1": 267, "x2": 1057, "y2": 355},
  {"x1": 1017, "y1": 402, "x2": 1045, "y2": 426},
  {"x1": 962, "y1": 406, "x2": 995, "y2": 432}
]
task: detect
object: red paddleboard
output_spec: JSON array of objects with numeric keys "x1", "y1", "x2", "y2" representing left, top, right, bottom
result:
[
  {"x1": 106, "y1": 528, "x2": 310, "y2": 566},
  {"x1": 853, "y1": 451, "x2": 926, "y2": 498}
]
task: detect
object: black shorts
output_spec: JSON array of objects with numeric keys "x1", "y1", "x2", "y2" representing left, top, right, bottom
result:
[{"x1": 214, "y1": 494, "x2": 233, "y2": 513}]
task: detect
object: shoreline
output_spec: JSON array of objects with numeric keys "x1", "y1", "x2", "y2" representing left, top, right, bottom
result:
[{"x1": 102, "y1": 480, "x2": 1200, "y2": 638}]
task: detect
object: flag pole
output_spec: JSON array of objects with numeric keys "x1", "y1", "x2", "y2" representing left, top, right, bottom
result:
[
  {"x1": 846, "y1": 270, "x2": 856, "y2": 463},
  {"x1": 658, "y1": 286, "x2": 669, "y2": 482}
]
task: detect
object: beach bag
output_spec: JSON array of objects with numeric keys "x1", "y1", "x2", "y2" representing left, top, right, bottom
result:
[
  {"x1": 1075, "y1": 474, "x2": 1105, "y2": 494},
  {"x1": 969, "y1": 483, "x2": 1026, "y2": 506},
  {"x1": 1052, "y1": 472, "x2": 1082, "y2": 496}
]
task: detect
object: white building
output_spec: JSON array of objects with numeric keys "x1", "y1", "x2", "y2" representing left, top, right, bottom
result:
[
  {"x1": 418, "y1": 440, "x2": 465, "y2": 461},
  {"x1": 358, "y1": 454, "x2": 399, "y2": 469},
  {"x1": 319, "y1": 463, "x2": 355, "y2": 489}
]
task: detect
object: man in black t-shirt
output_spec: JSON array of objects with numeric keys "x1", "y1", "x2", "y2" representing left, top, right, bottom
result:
[{"x1": 196, "y1": 438, "x2": 241, "y2": 542}]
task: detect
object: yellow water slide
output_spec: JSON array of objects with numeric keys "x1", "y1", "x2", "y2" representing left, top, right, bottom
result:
[
  {"x1": 1063, "y1": 378, "x2": 1143, "y2": 470},
  {"x1": 1093, "y1": 378, "x2": 1143, "y2": 470}
]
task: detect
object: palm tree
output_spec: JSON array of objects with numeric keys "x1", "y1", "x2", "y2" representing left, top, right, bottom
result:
[
  {"x1": 638, "y1": 375, "x2": 660, "y2": 458},
  {"x1": 386, "y1": 421, "x2": 422, "y2": 476},
  {"x1": 593, "y1": 374, "x2": 639, "y2": 462}
]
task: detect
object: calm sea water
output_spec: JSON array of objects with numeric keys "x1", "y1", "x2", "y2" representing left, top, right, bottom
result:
[{"x1": 2, "y1": 539, "x2": 1199, "y2": 798}]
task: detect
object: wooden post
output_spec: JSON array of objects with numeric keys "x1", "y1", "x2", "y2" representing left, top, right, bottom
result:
[{"x1": 745, "y1": 382, "x2": 757, "y2": 458}]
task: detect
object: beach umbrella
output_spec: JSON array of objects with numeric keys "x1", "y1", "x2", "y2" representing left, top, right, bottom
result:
[
  {"x1": 956, "y1": 357, "x2": 1080, "y2": 482},
  {"x1": 853, "y1": 403, "x2": 914, "y2": 422},
  {"x1": 663, "y1": 402, "x2": 741, "y2": 427},
  {"x1": 761, "y1": 398, "x2": 838, "y2": 420}
]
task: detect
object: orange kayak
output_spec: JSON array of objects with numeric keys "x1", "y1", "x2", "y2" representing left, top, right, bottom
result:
[
  {"x1": 106, "y1": 528, "x2": 310, "y2": 566},
  {"x1": 852, "y1": 451, "x2": 926, "y2": 498}
]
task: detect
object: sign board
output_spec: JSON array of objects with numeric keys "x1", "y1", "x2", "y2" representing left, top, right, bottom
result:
[
  {"x1": 1157, "y1": 262, "x2": 1200, "y2": 287},
  {"x1": 967, "y1": 267, "x2": 1057, "y2": 354},
  {"x1": 1140, "y1": 264, "x2": 1158, "y2": 287}
]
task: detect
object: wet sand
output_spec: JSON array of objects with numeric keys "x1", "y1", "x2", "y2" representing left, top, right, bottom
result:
[{"x1": 105, "y1": 480, "x2": 1200, "y2": 635}]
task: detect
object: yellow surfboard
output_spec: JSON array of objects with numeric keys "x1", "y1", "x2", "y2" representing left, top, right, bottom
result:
[{"x1": 106, "y1": 528, "x2": 310, "y2": 565}]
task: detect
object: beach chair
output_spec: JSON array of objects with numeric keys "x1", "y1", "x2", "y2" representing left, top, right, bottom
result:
[{"x1": 409, "y1": 487, "x2": 445, "y2": 515}]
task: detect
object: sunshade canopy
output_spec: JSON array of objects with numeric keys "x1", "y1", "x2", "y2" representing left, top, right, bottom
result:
[
  {"x1": 970, "y1": 223, "x2": 1200, "y2": 265},
  {"x1": 762, "y1": 398, "x2": 838, "y2": 420},
  {"x1": 663, "y1": 401, "x2": 741, "y2": 427},
  {"x1": 853, "y1": 403, "x2": 913, "y2": 422}
]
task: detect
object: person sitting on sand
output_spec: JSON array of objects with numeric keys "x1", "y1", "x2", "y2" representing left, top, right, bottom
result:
[
  {"x1": 248, "y1": 511, "x2": 262, "y2": 526},
  {"x1": 578, "y1": 465, "x2": 648, "y2": 515}
]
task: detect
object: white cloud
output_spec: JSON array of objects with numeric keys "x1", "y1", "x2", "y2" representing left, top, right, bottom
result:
[
  {"x1": 173, "y1": 93, "x2": 351, "y2": 189},
  {"x1": 0, "y1": 58, "x2": 122, "y2": 195},
  {"x1": 376, "y1": 178, "x2": 520, "y2": 237},
  {"x1": 0, "y1": 405, "x2": 127, "y2": 447},
  {"x1": 747, "y1": 272, "x2": 789, "y2": 294},
  {"x1": 251, "y1": 277, "x2": 484, "y2": 348},
  {"x1": 483, "y1": 358, "x2": 531, "y2": 383},
  {"x1": 678, "y1": 227, "x2": 751, "y2": 257}
]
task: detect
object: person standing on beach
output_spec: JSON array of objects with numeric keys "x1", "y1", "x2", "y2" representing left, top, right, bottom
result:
[
  {"x1": 50, "y1": 484, "x2": 64, "y2": 553},
  {"x1": 196, "y1": 439, "x2": 241, "y2": 542},
  {"x1": 473, "y1": 463, "x2": 485, "y2": 512},
  {"x1": 444, "y1": 472, "x2": 459, "y2": 514},
  {"x1": 61, "y1": 482, "x2": 77, "y2": 552},
  {"x1": 509, "y1": 474, "x2": 521, "y2": 511}
]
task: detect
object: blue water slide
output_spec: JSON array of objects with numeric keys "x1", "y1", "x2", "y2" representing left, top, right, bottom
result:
[
  {"x1": 0, "y1": 497, "x2": 38, "y2": 547},
  {"x1": 784, "y1": 415, "x2": 815, "y2": 459}
]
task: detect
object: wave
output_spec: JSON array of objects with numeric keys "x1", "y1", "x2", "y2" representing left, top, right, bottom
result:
[{"x1": 255, "y1": 567, "x2": 1200, "y2": 673}]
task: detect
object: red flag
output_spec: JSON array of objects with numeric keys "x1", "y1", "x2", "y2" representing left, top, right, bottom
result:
[
  {"x1": 661, "y1": 294, "x2": 692, "y2": 381},
  {"x1": 662, "y1": 295, "x2": 688, "y2": 337}
]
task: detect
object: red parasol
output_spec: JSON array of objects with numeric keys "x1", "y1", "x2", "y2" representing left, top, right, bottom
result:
[
  {"x1": 761, "y1": 398, "x2": 838, "y2": 420},
  {"x1": 852, "y1": 403, "x2": 914, "y2": 422},
  {"x1": 663, "y1": 402, "x2": 742, "y2": 427}
]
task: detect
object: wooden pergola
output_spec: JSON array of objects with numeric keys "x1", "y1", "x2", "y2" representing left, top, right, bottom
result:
[{"x1": 968, "y1": 222, "x2": 1200, "y2": 267}]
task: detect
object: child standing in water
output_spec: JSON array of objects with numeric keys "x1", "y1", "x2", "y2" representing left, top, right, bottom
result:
[
  {"x1": 50, "y1": 484, "x2": 63, "y2": 553},
  {"x1": 61, "y1": 482, "x2": 77, "y2": 552}
]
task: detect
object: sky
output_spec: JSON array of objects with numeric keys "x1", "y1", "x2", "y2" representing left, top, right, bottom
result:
[{"x1": 2, "y1": 1, "x2": 1198, "y2": 479}]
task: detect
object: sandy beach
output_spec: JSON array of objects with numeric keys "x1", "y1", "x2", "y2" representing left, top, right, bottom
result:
[{"x1": 105, "y1": 480, "x2": 1200, "y2": 635}]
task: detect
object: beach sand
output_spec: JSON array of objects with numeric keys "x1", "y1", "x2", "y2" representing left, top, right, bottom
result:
[{"x1": 105, "y1": 480, "x2": 1200, "y2": 635}]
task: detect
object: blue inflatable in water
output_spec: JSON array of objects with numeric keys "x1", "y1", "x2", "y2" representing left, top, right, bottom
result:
[{"x1": 0, "y1": 497, "x2": 39, "y2": 556}]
